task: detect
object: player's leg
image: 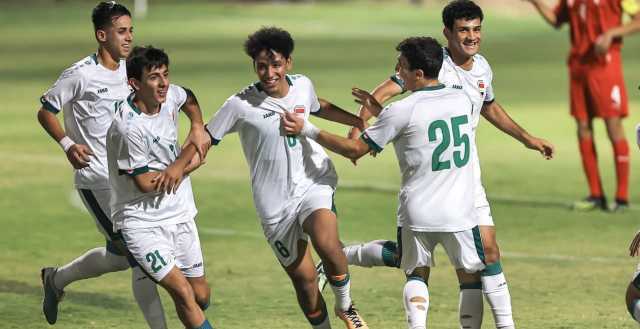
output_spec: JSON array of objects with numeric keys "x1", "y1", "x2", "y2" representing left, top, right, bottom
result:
[
  {"x1": 131, "y1": 264, "x2": 168, "y2": 329},
  {"x1": 284, "y1": 239, "x2": 332, "y2": 329},
  {"x1": 342, "y1": 239, "x2": 399, "y2": 268},
  {"x1": 604, "y1": 116, "x2": 629, "y2": 210},
  {"x1": 477, "y1": 225, "x2": 514, "y2": 329},
  {"x1": 303, "y1": 208, "x2": 368, "y2": 328},
  {"x1": 398, "y1": 227, "x2": 433, "y2": 329},
  {"x1": 457, "y1": 269, "x2": 483, "y2": 329},
  {"x1": 571, "y1": 67, "x2": 606, "y2": 210},
  {"x1": 123, "y1": 225, "x2": 212, "y2": 329}
]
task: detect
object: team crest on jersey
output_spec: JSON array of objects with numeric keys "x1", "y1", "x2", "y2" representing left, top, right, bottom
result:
[
  {"x1": 477, "y1": 80, "x2": 486, "y2": 96},
  {"x1": 294, "y1": 105, "x2": 305, "y2": 117}
]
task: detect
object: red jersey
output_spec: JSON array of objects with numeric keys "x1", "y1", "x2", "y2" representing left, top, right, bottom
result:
[{"x1": 554, "y1": 0, "x2": 639, "y2": 63}]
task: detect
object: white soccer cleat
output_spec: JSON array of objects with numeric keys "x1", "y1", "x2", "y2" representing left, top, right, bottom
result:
[{"x1": 336, "y1": 303, "x2": 368, "y2": 329}]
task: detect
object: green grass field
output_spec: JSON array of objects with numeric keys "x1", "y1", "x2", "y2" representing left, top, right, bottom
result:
[{"x1": 1, "y1": 1, "x2": 640, "y2": 328}]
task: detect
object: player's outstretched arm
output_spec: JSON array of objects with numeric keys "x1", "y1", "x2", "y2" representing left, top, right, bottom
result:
[
  {"x1": 481, "y1": 101, "x2": 554, "y2": 159},
  {"x1": 180, "y1": 87, "x2": 209, "y2": 160},
  {"x1": 37, "y1": 107, "x2": 94, "y2": 169},
  {"x1": 523, "y1": 0, "x2": 562, "y2": 28},
  {"x1": 315, "y1": 98, "x2": 366, "y2": 130},
  {"x1": 349, "y1": 79, "x2": 403, "y2": 139},
  {"x1": 594, "y1": 11, "x2": 640, "y2": 55},
  {"x1": 281, "y1": 112, "x2": 370, "y2": 160}
]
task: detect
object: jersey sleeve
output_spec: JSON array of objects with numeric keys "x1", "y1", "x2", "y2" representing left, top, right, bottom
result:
[
  {"x1": 360, "y1": 102, "x2": 409, "y2": 153},
  {"x1": 172, "y1": 84, "x2": 188, "y2": 110},
  {"x1": 622, "y1": 0, "x2": 639, "y2": 16},
  {"x1": 40, "y1": 67, "x2": 86, "y2": 114},
  {"x1": 553, "y1": 0, "x2": 570, "y2": 25},
  {"x1": 484, "y1": 64, "x2": 495, "y2": 103},
  {"x1": 206, "y1": 97, "x2": 240, "y2": 145},
  {"x1": 304, "y1": 76, "x2": 321, "y2": 113},
  {"x1": 115, "y1": 125, "x2": 151, "y2": 176}
]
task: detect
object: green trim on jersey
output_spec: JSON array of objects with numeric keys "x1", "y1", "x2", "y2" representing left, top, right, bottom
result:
[
  {"x1": 360, "y1": 132, "x2": 383, "y2": 153},
  {"x1": 285, "y1": 75, "x2": 293, "y2": 86},
  {"x1": 414, "y1": 84, "x2": 446, "y2": 92},
  {"x1": 40, "y1": 96, "x2": 60, "y2": 114},
  {"x1": 90, "y1": 53, "x2": 98, "y2": 65},
  {"x1": 127, "y1": 94, "x2": 142, "y2": 115},
  {"x1": 118, "y1": 166, "x2": 149, "y2": 176}
]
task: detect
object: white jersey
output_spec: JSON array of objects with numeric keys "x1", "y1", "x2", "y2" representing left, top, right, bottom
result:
[
  {"x1": 391, "y1": 48, "x2": 495, "y2": 211},
  {"x1": 107, "y1": 85, "x2": 197, "y2": 230},
  {"x1": 206, "y1": 74, "x2": 338, "y2": 225},
  {"x1": 41, "y1": 54, "x2": 130, "y2": 189},
  {"x1": 361, "y1": 85, "x2": 476, "y2": 232}
]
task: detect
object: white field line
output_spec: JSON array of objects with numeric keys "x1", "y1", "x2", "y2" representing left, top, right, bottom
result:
[{"x1": 66, "y1": 190, "x2": 630, "y2": 264}]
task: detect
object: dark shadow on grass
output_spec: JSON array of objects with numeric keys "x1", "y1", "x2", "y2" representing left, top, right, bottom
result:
[{"x1": 0, "y1": 279, "x2": 132, "y2": 310}]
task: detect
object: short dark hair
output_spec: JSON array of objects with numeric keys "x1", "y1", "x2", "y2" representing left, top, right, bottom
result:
[
  {"x1": 244, "y1": 27, "x2": 295, "y2": 60},
  {"x1": 442, "y1": 0, "x2": 484, "y2": 30},
  {"x1": 396, "y1": 37, "x2": 443, "y2": 79},
  {"x1": 126, "y1": 46, "x2": 169, "y2": 80},
  {"x1": 92, "y1": 1, "x2": 131, "y2": 31}
]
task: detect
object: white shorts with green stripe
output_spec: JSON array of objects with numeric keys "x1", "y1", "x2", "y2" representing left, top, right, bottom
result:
[
  {"x1": 122, "y1": 220, "x2": 204, "y2": 282},
  {"x1": 399, "y1": 225, "x2": 486, "y2": 275}
]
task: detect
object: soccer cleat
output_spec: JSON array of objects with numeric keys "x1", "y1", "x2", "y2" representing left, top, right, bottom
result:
[
  {"x1": 610, "y1": 199, "x2": 629, "y2": 212},
  {"x1": 41, "y1": 267, "x2": 64, "y2": 325},
  {"x1": 572, "y1": 196, "x2": 607, "y2": 211},
  {"x1": 336, "y1": 303, "x2": 368, "y2": 329},
  {"x1": 315, "y1": 261, "x2": 328, "y2": 292}
]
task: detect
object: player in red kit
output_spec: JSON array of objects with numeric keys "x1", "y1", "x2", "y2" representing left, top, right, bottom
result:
[{"x1": 525, "y1": 0, "x2": 640, "y2": 211}]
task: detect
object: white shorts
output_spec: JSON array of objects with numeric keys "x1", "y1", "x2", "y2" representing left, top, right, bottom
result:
[
  {"x1": 77, "y1": 188, "x2": 128, "y2": 256},
  {"x1": 262, "y1": 184, "x2": 335, "y2": 267},
  {"x1": 399, "y1": 225, "x2": 485, "y2": 275},
  {"x1": 476, "y1": 204, "x2": 494, "y2": 226},
  {"x1": 122, "y1": 221, "x2": 204, "y2": 282}
]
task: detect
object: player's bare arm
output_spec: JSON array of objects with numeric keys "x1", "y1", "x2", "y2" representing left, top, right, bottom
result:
[
  {"x1": 594, "y1": 10, "x2": 640, "y2": 55},
  {"x1": 131, "y1": 143, "x2": 199, "y2": 194},
  {"x1": 281, "y1": 112, "x2": 370, "y2": 160},
  {"x1": 315, "y1": 98, "x2": 366, "y2": 131},
  {"x1": 523, "y1": 0, "x2": 562, "y2": 28},
  {"x1": 481, "y1": 100, "x2": 555, "y2": 159},
  {"x1": 180, "y1": 87, "x2": 209, "y2": 159},
  {"x1": 349, "y1": 79, "x2": 403, "y2": 139},
  {"x1": 37, "y1": 107, "x2": 94, "y2": 169}
]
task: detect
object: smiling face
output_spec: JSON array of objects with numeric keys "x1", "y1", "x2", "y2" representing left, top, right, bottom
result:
[
  {"x1": 131, "y1": 64, "x2": 169, "y2": 109},
  {"x1": 444, "y1": 17, "x2": 482, "y2": 60},
  {"x1": 254, "y1": 49, "x2": 292, "y2": 98},
  {"x1": 97, "y1": 14, "x2": 133, "y2": 59}
]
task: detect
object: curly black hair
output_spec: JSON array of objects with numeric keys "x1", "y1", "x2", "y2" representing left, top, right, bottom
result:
[
  {"x1": 396, "y1": 37, "x2": 443, "y2": 79},
  {"x1": 244, "y1": 27, "x2": 294, "y2": 60},
  {"x1": 442, "y1": 0, "x2": 484, "y2": 30},
  {"x1": 126, "y1": 46, "x2": 169, "y2": 80}
]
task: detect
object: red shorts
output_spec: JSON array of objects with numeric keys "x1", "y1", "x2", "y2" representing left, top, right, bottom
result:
[{"x1": 568, "y1": 52, "x2": 628, "y2": 120}]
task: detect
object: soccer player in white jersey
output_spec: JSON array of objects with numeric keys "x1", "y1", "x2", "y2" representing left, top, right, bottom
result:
[
  {"x1": 36, "y1": 2, "x2": 170, "y2": 327},
  {"x1": 107, "y1": 46, "x2": 213, "y2": 329},
  {"x1": 205, "y1": 27, "x2": 368, "y2": 329},
  {"x1": 284, "y1": 36, "x2": 486, "y2": 329},
  {"x1": 319, "y1": 1, "x2": 555, "y2": 329}
]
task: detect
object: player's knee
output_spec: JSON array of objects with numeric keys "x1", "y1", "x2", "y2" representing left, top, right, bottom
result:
[
  {"x1": 292, "y1": 273, "x2": 318, "y2": 294},
  {"x1": 193, "y1": 285, "x2": 211, "y2": 311},
  {"x1": 168, "y1": 282, "x2": 196, "y2": 307},
  {"x1": 483, "y1": 245, "x2": 500, "y2": 265}
]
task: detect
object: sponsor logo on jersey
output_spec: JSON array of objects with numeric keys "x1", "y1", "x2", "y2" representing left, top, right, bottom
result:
[
  {"x1": 152, "y1": 136, "x2": 160, "y2": 144},
  {"x1": 97, "y1": 88, "x2": 108, "y2": 94},
  {"x1": 294, "y1": 105, "x2": 305, "y2": 117},
  {"x1": 263, "y1": 111, "x2": 275, "y2": 119},
  {"x1": 452, "y1": 84, "x2": 463, "y2": 90}
]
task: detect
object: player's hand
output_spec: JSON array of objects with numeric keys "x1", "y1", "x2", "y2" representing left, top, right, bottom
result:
[
  {"x1": 152, "y1": 164, "x2": 185, "y2": 194},
  {"x1": 183, "y1": 124, "x2": 210, "y2": 160},
  {"x1": 184, "y1": 152, "x2": 206, "y2": 175},
  {"x1": 66, "y1": 144, "x2": 93, "y2": 169},
  {"x1": 594, "y1": 32, "x2": 613, "y2": 56},
  {"x1": 630, "y1": 231, "x2": 640, "y2": 257},
  {"x1": 281, "y1": 111, "x2": 305, "y2": 135},
  {"x1": 525, "y1": 136, "x2": 554, "y2": 159},
  {"x1": 352, "y1": 88, "x2": 383, "y2": 117}
]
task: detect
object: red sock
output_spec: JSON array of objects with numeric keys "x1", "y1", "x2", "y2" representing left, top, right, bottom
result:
[
  {"x1": 578, "y1": 137, "x2": 602, "y2": 197},
  {"x1": 613, "y1": 139, "x2": 629, "y2": 201}
]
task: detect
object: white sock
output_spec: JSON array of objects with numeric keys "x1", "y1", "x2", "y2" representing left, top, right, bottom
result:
[
  {"x1": 329, "y1": 274, "x2": 352, "y2": 311},
  {"x1": 459, "y1": 286, "x2": 483, "y2": 329},
  {"x1": 132, "y1": 266, "x2": 167, "y2": 329},
  {"x1": 54, "y1": 247, "x2": 129, "y2": 289},
  {"x1": 403, "y1": 279, "x2": 428, "y2": 329},
  {"x1": 482, "y1": 272, "x2": 515, "y2": 329},
  {"x1": 344, "y1": 240, "x2": 397, "y2": 268}
]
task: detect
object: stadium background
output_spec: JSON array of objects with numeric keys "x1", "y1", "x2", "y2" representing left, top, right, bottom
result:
[{"x1": 1, "y1": 0, "x2": 639, "y2": 327}]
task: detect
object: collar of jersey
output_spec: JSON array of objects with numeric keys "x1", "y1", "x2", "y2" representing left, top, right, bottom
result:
[
  {"x1": 253, "y1": 75, "x2": 293, "y2": 93},
  {"x1": 127, "y1": 93, "x2": 142, "y2": 115},
  {"x1": 414, "y1": 83, "x2": 446, "y2": 92}
]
